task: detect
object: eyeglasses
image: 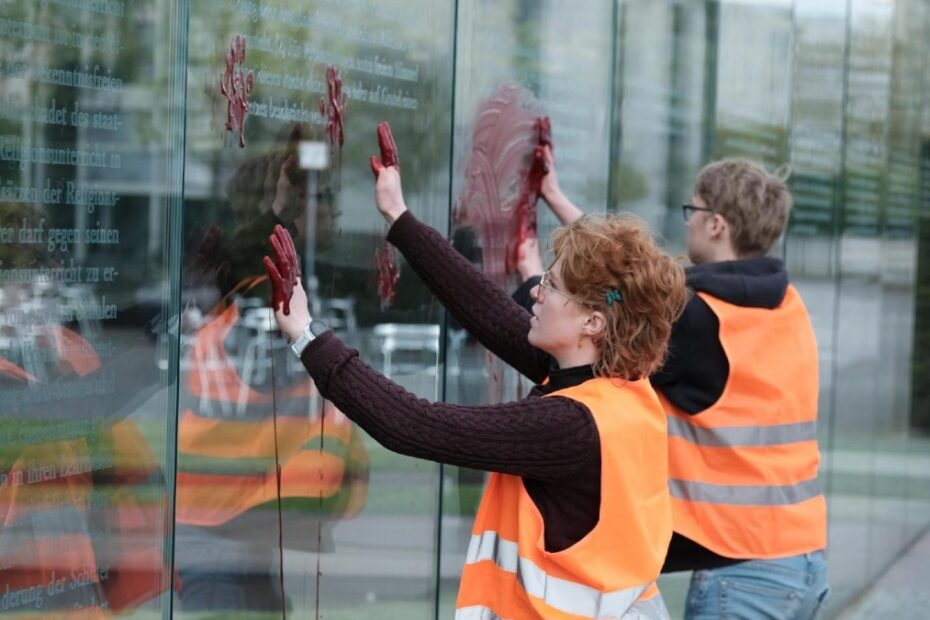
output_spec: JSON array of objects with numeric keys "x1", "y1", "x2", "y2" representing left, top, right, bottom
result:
[
  {"x1": 682, "y1": 204, "x2": 714, "y2": 222},
  {"x1": 537, "y1": 270, "x2": 580, "y2": 305}
]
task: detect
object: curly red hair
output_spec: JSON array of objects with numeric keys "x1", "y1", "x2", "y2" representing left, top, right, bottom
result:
[{"x1": 551, "y1": 213, "x2": 688, "y2": 380}]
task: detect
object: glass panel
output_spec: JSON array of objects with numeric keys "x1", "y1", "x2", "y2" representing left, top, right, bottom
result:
[
  {"x1": 715, "y1": 1, "x2": 793, "y2": 166},
  {"x1": 440, "y1": 0, "x2": 615, "y2": 615},
  {"x1": 905, "y1": 35, "x2": 930, "y2": 540},
  {"x1": 6, "y1": 1, "x2": 930, "y2": 617},
  {"x1": 786, "y1": 0, "x2": 849, "y2": 612},
  {"x1": 869, "y1": 0, "x2": 923, "y2": 593},
  {"x1": 176, "y1": 1, "x2": 452, "y2": 618},
  {"x1": 828, "y1": 0, "x2": 895, "y2": 610},
  {"x1": 613, "y1": 0, "x2": 710, "y2": 249},
  {"x1": 0, "y1": 0, "x2": 183, "y2": 616},
  {"x1": 625, "y1": 1, "x2": 795, "y2": 614},
  {"x1": 911, "y1": 14, "x2": 930, "y2": 549},
  {"x1": 614, "y1": 4, "x2": 707, "y2": 610}
]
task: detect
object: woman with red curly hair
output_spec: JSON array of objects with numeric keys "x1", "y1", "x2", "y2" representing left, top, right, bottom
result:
[{"x1": 266, "y1": 124, "x2": 688, "y2": 620}]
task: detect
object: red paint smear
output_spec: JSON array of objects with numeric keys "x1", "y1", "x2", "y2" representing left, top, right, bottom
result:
[
  {"x1": 511, "y1": 116, "x2": 552, "y2": 273},
  {"x1": 220, "y1": 35, "x2": 254, "y2": 148},
  {"x1": 452, "y1": 84, "x2": 552, "y2": 286},
  {"x1": 374, "y1": 238, "x2": 400, "y2": 309},
  {"x1": 454, "y1": 85, "x2": 552, "y2": 404},
  {"x1": 320, "y1": 65, "x2": 348, "y2": 161}
]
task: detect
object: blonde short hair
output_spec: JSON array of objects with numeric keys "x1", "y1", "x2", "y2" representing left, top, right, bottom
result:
[
  {"x1": 693, "y1": 159, "x2": 792, "y2": 256},
  {"x1": 552, "y1": 213, "x2": 688, "y2": 380}
]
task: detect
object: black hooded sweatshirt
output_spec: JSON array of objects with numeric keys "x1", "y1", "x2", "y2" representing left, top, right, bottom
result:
[{"x1": 654, "y1": 257, "x2": 791, "y2": 572}]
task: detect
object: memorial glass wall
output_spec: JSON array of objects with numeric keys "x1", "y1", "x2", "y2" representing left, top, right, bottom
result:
[
  {"x1": 0, "y1": 0, "x2": 185, "y2": 616},
  {"x1": 0, "y1": 1, "x2": 928, "y2": 618}
]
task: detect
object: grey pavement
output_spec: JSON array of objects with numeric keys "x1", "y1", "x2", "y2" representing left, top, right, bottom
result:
[{"x1": 836, "y1": 525, "x2": 930, "y2": 619}]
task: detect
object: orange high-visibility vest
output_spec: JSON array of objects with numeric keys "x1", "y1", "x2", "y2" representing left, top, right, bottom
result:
[
  {"x1": 456, "y1": 377, "x2": 672, "y2": 620},
  {"x1": 176, "y1": 300, "x2": 368, "y2": 527},
  {"x1": 660, "y1": 286, "x2": 827, "y2": 559}
]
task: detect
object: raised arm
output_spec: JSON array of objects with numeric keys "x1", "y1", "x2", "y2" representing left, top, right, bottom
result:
[
  {"x1": 263, "y1": 239, "x2": 598, "y2": 479},
  {"x1": 300, "y1": 331, "x2": 598, "y2": 480},
  {"x1": 539, "y1": 145, "x2": 584, "y2": 225},
  {"x1": 370, "y1": 122, "x2": 551, "y2": 382}
]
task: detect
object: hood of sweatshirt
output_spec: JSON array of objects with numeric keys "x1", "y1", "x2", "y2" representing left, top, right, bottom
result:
[{"x1": 686, "y1": 257, "x2": 788, "y2": 309}]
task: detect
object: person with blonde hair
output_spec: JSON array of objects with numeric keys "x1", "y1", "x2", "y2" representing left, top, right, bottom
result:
[
  {"x1": 532, "y1": 152, "x2": 829, "y2": 619},
  {"x1": 265, "y1": 124, "x2": 688, "y2": 619}
]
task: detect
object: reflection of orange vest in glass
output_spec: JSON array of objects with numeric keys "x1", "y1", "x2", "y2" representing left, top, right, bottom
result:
[
  {"x1": 456, "y1": 378, "x2": 671, "y2": 619},
  {"x1": 659, "y1": 286, "x2": 827, "y2": 559},
  {"x1": 0, "y1": 436, "x2": 107, "y2": 618},
  {"x1": 175, "y1": 301, "x2": 367, "y2": 527},
  {"x1": 0, "y1": 331, "x2": 166, "y2": 617}
]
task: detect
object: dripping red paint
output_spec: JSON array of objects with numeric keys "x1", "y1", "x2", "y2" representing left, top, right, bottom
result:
[{"x1": 375, "y1": 239, "x2": 400, "y2": 309}]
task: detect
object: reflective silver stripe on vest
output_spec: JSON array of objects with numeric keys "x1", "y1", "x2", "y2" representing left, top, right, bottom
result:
[
  {"x1": 463, "y1": 531, "x2": 649, "y2": 618},
  {"x1": 625, "y1": 593, "x2": 671, "y2": 620},
  {"x1": 455, "y1": 606, "x2": 502, "y2": 620},
  {"x1": 457, "y1": 597, "x2": 669, "y2": 620},
  {"x1": 669, "y1": 477, "x2": 822, "y2": 506},
  {"x1": 667, "y1": 417, "x2": 817, "y2": 447}
]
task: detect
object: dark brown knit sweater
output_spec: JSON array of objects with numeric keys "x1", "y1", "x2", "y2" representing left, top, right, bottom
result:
[{"x1": 301, "y1": 210, "x2": 601, "y2": 552}]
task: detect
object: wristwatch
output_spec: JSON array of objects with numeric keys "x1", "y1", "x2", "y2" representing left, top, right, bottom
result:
[{"x1": 290, "y1": 319, "x2": 330, "y2": 358}]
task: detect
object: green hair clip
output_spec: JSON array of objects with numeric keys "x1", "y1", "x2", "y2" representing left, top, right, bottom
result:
[{"x1": 605, "y1": 289, "x2": 623, "y2": 305}]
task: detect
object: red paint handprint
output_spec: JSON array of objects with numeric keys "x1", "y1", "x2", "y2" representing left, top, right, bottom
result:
[
  {"x1": 320, "y1": 65, "x2": 348, "y2": 160},
  {"x1": 221, "y1": 35, "x2": 254, "y2": 148},
  {"x1": 263, "y1": 224, "x2": 302, "y2": 316},
  {"x1": 369, "y1": 121, "x2": 399, "y2": 177}
]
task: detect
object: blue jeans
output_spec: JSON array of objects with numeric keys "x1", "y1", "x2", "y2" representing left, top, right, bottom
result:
[{"x1": 684, "y1": 552, "x2": 829, "y2": 619}]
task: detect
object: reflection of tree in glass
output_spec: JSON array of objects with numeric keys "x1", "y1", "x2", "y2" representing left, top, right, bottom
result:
[{"x1": 218, "y1": 122, "x2": 342, "y2": 297}]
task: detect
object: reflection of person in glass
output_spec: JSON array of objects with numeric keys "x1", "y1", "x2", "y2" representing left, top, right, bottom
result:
[
  {"x1": 0, "y1": 201, "x2": 167, "y2": 616},
  {"x1": 173, "y1": 124, "x2": 368, "y2": 615},
  {"x1": 265, "y1": 124, "x2": 689, "y2": 619},
  {"x1": 528, "y1": 151, "x2": 830, "y2": 618}
]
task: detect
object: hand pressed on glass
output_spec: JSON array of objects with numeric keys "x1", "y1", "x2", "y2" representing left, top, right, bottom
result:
[
  {"x1": 369, "y1": 122, "x2": 408, "y2": 225},
  {"x1": 263, "y1": 225, "x2": 311, "y2": 341},
  {"x1": 262, "y1": 224, "x2": 301, "y2": 316},
  {"x1": 369, "y1": 122, "x2": 404, "y2": 306},
  {"x1": 369, "y1": 121, "x2": 399, "y2": 177}
]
